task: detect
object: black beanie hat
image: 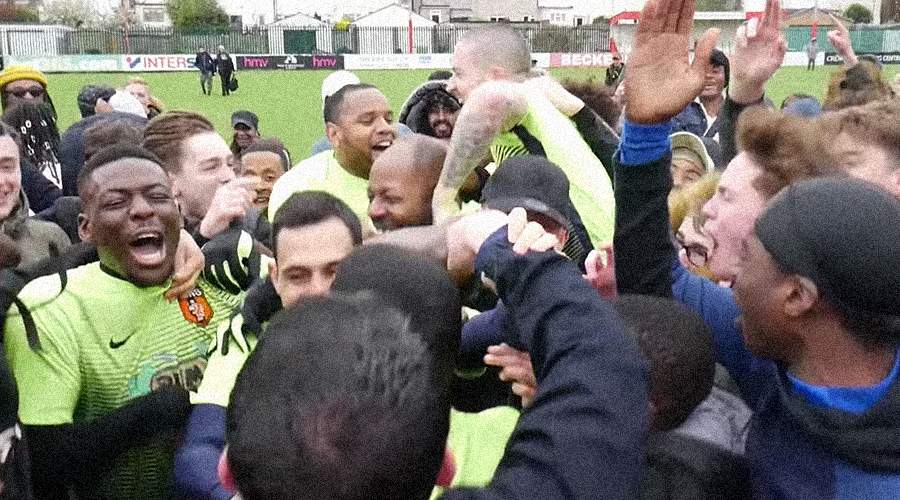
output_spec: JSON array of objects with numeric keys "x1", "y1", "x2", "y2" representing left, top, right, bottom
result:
[
  {"x1": 77, "y1": 84, "x2": 116, "y2": 119},
  {"x1": 331, "y1": 244, "x2": 461, "y2": 375},
  {"x1": 755, "y1": 178, "x2": 900, "y2": 317}
]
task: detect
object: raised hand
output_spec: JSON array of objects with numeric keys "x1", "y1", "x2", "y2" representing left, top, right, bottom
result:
[
  {"x1": 827, "y1": 13, "x2": 858, "y2": 67},
  {"x1": 624, "y1": 0, "x2": 720, "y2": 124},
  {"x1": 729, "y1": 0, "x2": 787, "y2": 103}
]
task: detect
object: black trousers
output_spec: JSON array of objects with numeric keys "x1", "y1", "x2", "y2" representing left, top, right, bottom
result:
[{"x1": 220, "y1": 72, "x2": 232, "y2": 96}]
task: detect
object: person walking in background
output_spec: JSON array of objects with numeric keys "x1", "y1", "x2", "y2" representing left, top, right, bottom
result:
[
  {"x1": 194, "y1": 47, "x2": 216, "y2": 96},
  {"x1": 215, "y1": 46, "x2": 235, "y2": 97},
  {"x1": 605, "y1": 55, "x2": 626, "y2": 88},
  {"x1": 805, "y1": 37, "x2": 819, "y2": 70}
]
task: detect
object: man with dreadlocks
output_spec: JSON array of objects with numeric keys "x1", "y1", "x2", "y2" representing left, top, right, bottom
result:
[{"x1": 2, "y1": 102, "x2": 63, "y2": 190}]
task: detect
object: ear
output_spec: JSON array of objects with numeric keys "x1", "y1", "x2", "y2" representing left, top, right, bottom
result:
[
  {"x1": 269, "y1": 260, "x2": 280, "y2": 292},
  {"x1": 168, "y1": 172, "x2": 182, "y2": 199},
  {"x1": 325, "y1": 123, "x2": 341, "y2": 146},
  {"x1": 77, "y1": 213, "x2": 91, "y2": 243},
  {"x1": 783, "y1": 276, "x2": 820, "y2": 318}
]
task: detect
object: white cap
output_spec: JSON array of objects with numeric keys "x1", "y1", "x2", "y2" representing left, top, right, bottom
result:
[
  {"x1": 108, "y1": 90, "x2": 146, "y2": 117},
  {"x1": 321, "y1": 70, "x2": 360, "y2": 106},
  {"x1": 670, "y1": 131, "x2": 715, "y2": 173}
]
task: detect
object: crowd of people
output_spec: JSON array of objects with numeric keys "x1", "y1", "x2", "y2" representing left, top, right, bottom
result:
[{"x1": 0, "y1": 0, "x2": 899, "y2": 497}]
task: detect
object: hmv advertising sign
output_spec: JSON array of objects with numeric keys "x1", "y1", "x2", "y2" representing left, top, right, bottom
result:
[{"x1": 237, "y1": 54, "x2": 343, "y2": 71}]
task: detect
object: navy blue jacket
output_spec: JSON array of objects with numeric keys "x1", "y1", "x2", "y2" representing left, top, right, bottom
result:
[
  {"x1": 445, "y1": 229, "x2": 648, "y2": 499},
  {"x1": 614, "y1": 120, "x2": 900, "y2": 500}
]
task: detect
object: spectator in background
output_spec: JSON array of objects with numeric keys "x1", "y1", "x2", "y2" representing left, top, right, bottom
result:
[
  {"x1": 605, "y1": 55, "x2": 625, "y2": 87},
  {"x1": 428, "y1": 70, "x2": 453, "y2": 80},
  {"x1": 76, "y1": 84, "x2": 116, "y2": 119},
  {"x1": 780, "y1": 93, "x2": 822, "y2": 118},
  {"x1": 230, "y1": 111, "x2": 261, "y2": 156},
  {"x1": 671, "y1": 49, "x2": 729, "y2": 139},
  {"x1": 195, "y1": 47, "x2": 216, "y2": 96},
  {"x1": 215, "y1": 46, "x2": 235, "y2": 97},
  {"x1": 0, "y1": 123, "x2": 68, "y2": 267},
  {"x1": 823, "y1": 59, "x2": 893, "y2": 111},
  {"x1": 108, "y1": 90, "x2": 147, "y2": 118},
  {"x1": 805, "y1": 36, "x2": 818, "y2": 70},
  {"x1": 670, "y1": 131, "x2": 715, "y2": 190},
  {"x1": 125, "y1": 77, "x2": 163, "y2": 118},
  {"x1": 238, "y1": 139, "x2": 290, "y2": 218},
  {"x1": 399, "y1": 81, "x2": 461, "y2": 140},
  {"x1": 3, "y1": 102, "x2": 62, "y2": 190},
  {"x1": 0, "y1": 66, "x2": 53, "y2": 114}
]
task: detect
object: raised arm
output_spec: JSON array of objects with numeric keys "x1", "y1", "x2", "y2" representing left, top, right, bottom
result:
[
  {"x1": 432, "y1": 82, "x2": 527, "y2": 223},
  {"x1": 827, "y1": 13, "x2": 858, "y2": 68}
]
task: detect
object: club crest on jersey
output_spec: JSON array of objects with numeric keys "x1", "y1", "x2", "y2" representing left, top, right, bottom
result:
[{"x1": 179, "y1": 288, "x2": 214, "y2": 327}]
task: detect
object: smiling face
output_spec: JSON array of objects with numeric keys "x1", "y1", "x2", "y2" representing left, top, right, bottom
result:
[
  {"x1": 0, "y1": 135, "x2": 21, "y2": 220},
  {"x1": 427, "y1": 104, "x2": 457, "y2": 139},
  {"x1": 701, "y1": 152, "x2": 769, "y2": 282},
  {"x1": 367, "y1": 159, "x2": 434, "y2": 232},
  {"x1": 169, "y1": 131, "x2": 237, "y2": 222},
  {"x1": 327, "y1": 88, "x2": 395, "y2": 176},
  {"x1": 79, "y1": 158, "x2": 181, "y2": 286},
  {"x1": 241, "y1": 150, "x2": 285, "y2": 211},
  {"x1": 700, "y1": 65, "x2": 726, "y2": 99},
  {"x1": 233, "y1": 124, "x2": 259, "y2": 150}
]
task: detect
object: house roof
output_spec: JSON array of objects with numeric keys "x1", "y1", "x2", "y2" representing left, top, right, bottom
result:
[
  {"x1": 352, "y1": 3, "x2": 436, "y2": 25},
  {"x1": 270, "y1": 11, "x2": 327, "y2": 26}
]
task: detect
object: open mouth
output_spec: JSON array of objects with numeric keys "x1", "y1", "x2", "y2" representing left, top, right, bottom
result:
[
  {"x1": 371, "y1": 139, "x2": 393, "y2": 154},
  {"x1": 128, "y1": 231, "x2": 166, "y2": 267}
]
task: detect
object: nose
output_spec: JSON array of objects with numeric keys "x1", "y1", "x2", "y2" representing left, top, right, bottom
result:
[
  {"x1": 308, "y1": 272, "x2": 332, "y2": 297},
  {"x1": 219, "y1": 165, "x2": 236, "y2": 184},
  {"x1": 701, "y1": 197, "x2": 717, "y2": 221},
  {"x1": 130, "y1": 195, "x2": 154, "y2": 219},
  {"x1": 375, "y1": 117, "x2": 394, "y2": 138},
  {"x1": 369, "y1": 198, "x2": 386, "y2": 221}
]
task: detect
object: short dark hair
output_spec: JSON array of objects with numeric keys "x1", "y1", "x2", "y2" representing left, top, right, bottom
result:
[
  {"x1": 614, "y1": 295, "x2": 715, "y2": 432},
  {"x1": 427, "y1": 70, "x2": 452, "y2": 81},
  {"x1": 77, "y1": 144, "x2": 164, "y2": 199},
  {"x1": 323, "y1": 83, "x2": 376, "y2": 125},
  {"x1": 271, "y1": 191, "x2": 363, "y2": 257},
  {"x1": 239, "y1": 138, "x2": 290, "y2": 172},
  {"x1": 84, "y1": 119, "x2": 146, "y2": 164},
  {"x1": 227, "y1": 294, "x2": 448, "y2": 500}
]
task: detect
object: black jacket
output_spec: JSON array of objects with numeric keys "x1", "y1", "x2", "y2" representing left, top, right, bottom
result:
[
  {"x1": 194, "y1": 52, "x2": 216, "y2": 73},
  {"x1": 215, "y1": 54, "x2": 234, "y2": 76},
  {"x1": 444, "y1": 229, "x2": 648, "y2": 499},
  {"x1": 20, "y1": 160, "x2": 61, "y2": 213}
]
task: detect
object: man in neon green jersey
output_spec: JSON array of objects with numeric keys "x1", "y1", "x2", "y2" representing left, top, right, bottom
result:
[
  {"x1": 268, "y1": 83, "x2": 396, "y2": 236},
  {"x1": 434, "y1": 25, "x2": 616, "y2": 250},
  {"x1": 3, "y1": 145, "x2": 245, "y2": 499}
]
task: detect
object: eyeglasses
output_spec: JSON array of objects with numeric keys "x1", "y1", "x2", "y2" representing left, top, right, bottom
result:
[
  {"x1": 6, "y1": 87, "x2": 44, "y2": 99},
  {"x1": 676, "y1": 233, "x2": 709, "y2": 268}
]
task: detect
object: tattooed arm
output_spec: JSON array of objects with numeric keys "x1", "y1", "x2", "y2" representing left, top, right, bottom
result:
[{"x1": 432, "y1": 81, "x2": 528, "y2": 223}]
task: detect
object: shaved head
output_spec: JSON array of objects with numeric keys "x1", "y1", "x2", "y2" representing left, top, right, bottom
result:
[
  {"x1": 457, "y1": 26, "x2": 531, "y2": 76},
  {"x1": 368, "y1": 134, "x2": 447, "y2": 230},
  {"x1": 374, "y1": 134, "x2": 447, "y2": 181}
]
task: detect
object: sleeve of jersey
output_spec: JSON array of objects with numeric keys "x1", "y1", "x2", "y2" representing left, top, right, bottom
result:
[{"x1": 4, "y1": 291, "x2": 80, "y2": 425}]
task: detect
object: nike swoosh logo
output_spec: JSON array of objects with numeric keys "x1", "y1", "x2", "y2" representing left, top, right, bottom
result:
[{"x1": 109, "y1": 333, "x2": 136, "y2": 349}]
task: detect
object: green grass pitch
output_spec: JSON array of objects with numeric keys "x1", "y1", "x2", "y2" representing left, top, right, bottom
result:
[{"x1": 45, "y1": 65, "x2": 898, "y2": 159}]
